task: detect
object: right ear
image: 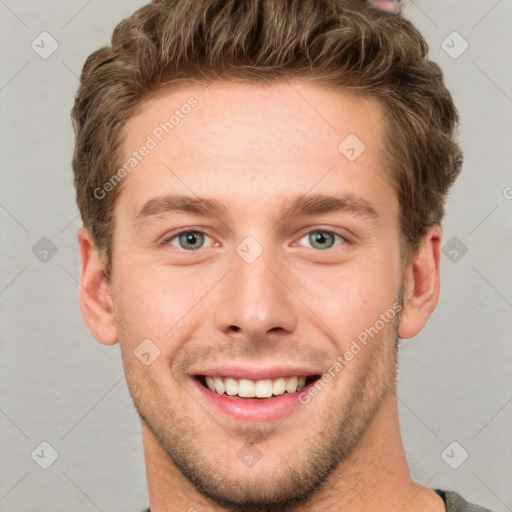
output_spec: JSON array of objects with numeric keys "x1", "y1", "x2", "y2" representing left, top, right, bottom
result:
[{"x1": 77, "y1": 227, "x2": 118, "y2": 346}]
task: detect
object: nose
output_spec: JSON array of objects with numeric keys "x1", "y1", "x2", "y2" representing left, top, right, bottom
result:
[{"x1": 213, "y1": 243, "x2": 298, "y2": 342}]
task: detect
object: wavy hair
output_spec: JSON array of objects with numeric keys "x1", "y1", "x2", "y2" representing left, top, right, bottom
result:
[{"x1": 71, "y1": 0, "x2": 462, "y2": 270}]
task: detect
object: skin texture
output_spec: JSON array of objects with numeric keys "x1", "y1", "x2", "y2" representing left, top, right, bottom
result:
[{"x1": 78, "y1": 80, "x2": 446, "y2": 511}]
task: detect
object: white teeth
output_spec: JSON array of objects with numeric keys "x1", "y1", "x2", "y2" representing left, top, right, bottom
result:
[
  {"x1": 272, "y1": 377, "x2": 286, "y2": 396},
  {"x1": 202, "y1": 375, "x2": 309, "y2": 398},
  {"x1": 213, "y1": 377, "x2": 225, "y2": 395},
  {"x1": 255, "y1": 379, "x2": 273, "y2": 398},
  {"x1": 285, "y1": 376, "x2": 298, "y2": 394},
  {"x1": 238, "y1": 379, "x2": 255, "y2": 398},
  {"x1": 205, "y1": 376, "x2": 215, "y2": 392},
  {"x1": 225, "y1": 377, "x2": 238, "y2": 396}
]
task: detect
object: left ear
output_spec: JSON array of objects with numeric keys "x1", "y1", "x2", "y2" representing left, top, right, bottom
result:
[{"x1": 398, "y1": 224, "x2": 442, "y2": 339}]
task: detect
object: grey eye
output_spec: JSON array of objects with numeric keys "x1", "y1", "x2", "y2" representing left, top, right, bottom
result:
[
  {"x1": 304, "y1": 230, "x2": 340, "y2": 250},
  {"x1": 175, "y1": 231, "x2": 206, "y2": 250}
]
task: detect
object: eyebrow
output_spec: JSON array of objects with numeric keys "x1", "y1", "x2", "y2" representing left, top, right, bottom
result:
[
  {"x1": 279, "y1": 193, "x2": 379, "y2": 224},
  {"x1": 135, "y1": 192, "x2": 379, "y2": 225},
  {"x1": 136, "y1": 194, "x2": 227, "y2": 220}
]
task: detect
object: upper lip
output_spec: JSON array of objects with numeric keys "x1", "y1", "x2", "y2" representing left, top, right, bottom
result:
[{"x1": 191, "y1": 364, "x2": 321, "y2": 380}]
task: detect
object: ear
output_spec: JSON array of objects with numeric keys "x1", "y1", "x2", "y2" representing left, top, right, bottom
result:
[
  {"x1": 77, "y1": 227, "x2": 118, "y2": 346},
  {"x1": 398, "y1": 224, "x2": 442, "y2": 339}
]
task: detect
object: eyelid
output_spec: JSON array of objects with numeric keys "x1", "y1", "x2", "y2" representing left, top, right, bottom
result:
[
  {"x1": 160, "y1": 225, "x2": 351, "y2": 251},
  {"x1": 294, "y1": 227, "x2": 349, "y2": 249},
  {"x1": 161, "y1": 227, "x2": 215, "y2": 249}
]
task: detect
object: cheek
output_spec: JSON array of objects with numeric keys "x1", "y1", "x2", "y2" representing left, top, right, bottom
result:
[
  {"x1": 111, "y1": 260, "x2": 222, "y2": 347},
  {"x1": 293, "y1": 255, "x2": 400, "y2": 345},
  {"x1": 111, "y1": 263, "x2": 184, "y2": 343}
]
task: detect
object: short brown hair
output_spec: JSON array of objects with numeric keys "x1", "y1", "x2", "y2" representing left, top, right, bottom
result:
[{"x1": 71, "y1": 0, "x2": 462, "y2": 271}]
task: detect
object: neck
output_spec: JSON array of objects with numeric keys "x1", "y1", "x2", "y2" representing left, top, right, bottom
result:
[{"x1": 142, "y1": 392, "x2": 445, "y2": 512}]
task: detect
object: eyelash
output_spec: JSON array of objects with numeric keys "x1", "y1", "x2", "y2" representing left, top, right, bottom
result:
[
  {"x1": 162, "y1": 228, "x2": 215, "y2": 250},
  {"x1": 161, "y1": 227, "x2": 348, "y2": 251},
  {"x1": 303, "y1": 231, "x2": 347, "y2": 248}
]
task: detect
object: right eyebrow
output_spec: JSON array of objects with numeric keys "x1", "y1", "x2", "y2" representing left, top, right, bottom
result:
[{"x1": 135, "y1": 194, "x2": 227, "y2": 221}]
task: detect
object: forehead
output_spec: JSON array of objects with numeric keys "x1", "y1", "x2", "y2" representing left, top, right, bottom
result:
[
  {"x1": 115, "y1": 79, "x2": 394, "y2": 222},
  {"x1": 124, "y1": 79, "x2": 385, "y2": 160}
]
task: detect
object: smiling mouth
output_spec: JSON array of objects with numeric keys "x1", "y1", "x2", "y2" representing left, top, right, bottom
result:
[{"x1": 195, "y1": 375, "x2": 321, "y2": 399}]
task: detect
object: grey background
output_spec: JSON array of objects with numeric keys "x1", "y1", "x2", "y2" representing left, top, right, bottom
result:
[{"x1": 0, "y1": 1, "x2": 511, "y2": 511}]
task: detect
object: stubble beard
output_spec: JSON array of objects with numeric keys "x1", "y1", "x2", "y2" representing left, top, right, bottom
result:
[{"x1": 125, "y1": 315, "x2": 400, "y2": 511}]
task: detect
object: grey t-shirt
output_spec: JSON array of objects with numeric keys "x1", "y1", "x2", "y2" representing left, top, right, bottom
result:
[
  {"x1": 434, "y1": 489, "x2": 493, "y2": 512},
  {"x1": 139, "y1": 488, "x2": 493, "y2": 511}
]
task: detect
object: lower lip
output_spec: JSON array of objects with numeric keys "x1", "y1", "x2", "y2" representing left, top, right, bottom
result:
[{"x1": 192, "y1": 378, "x2": 315, "y2": 422}]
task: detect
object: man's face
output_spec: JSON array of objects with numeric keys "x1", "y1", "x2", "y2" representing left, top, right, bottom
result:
[{"x1": 109, "y1": 80, "x2": 403, "y2": 508}]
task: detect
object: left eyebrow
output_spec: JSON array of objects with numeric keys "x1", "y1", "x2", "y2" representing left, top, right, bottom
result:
[{"x1": 278, "y1": 193, "x2": 380, "y2": 226}]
